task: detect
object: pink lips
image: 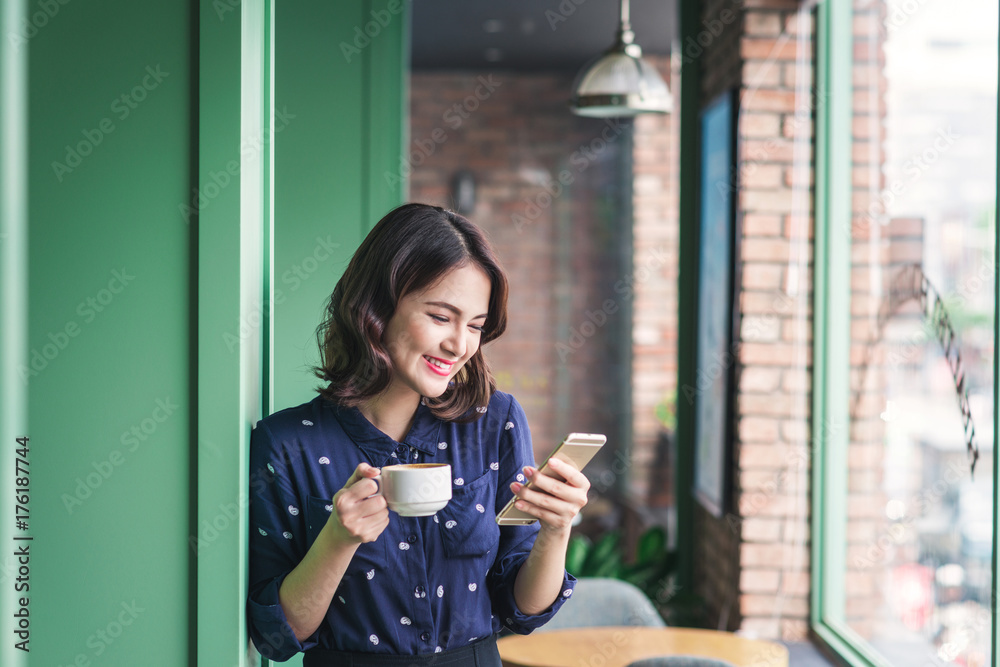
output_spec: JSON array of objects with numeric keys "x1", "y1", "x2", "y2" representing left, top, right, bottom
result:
[{"x1": 423, "y1": 355, "x2": 453, "y2": 377}]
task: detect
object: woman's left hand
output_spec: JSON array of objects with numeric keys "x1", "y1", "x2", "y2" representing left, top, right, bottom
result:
[{"x1": 508, "y1": 457, "x2": 590, "y2": 535}]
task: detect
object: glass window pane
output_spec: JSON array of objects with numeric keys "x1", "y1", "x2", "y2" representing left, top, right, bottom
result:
[{"x1": 843, "y1": 1, "x2": 996, "y2": 664}]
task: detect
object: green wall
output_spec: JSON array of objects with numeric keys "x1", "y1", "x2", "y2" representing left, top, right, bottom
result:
[
  {"x1": 0, "y1": 0, "x2": 405, "y2": 664},
  {"x1": 273, "y1": 0, "x2": 372, "y2": 406},
  {"x1": 28, "y1": 1, "x2": 194, "y2": 664},
  {"x1": 273, "y1": 0, "x2": 407, "y2": 408}
]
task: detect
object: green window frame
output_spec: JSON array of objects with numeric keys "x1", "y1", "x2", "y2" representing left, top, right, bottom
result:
[{"x1": 810, "y1": 1, "x2": 1000, "y2": 664}]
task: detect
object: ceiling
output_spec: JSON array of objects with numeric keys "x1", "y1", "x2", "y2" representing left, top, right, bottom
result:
[{"x1": 411, "y1": 0, "x2": 677, "y2": 72}]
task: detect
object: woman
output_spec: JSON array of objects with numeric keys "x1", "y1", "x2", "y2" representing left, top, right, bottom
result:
[{"x1": 247, "y1": 203, "x2": 590, "y2": 665}]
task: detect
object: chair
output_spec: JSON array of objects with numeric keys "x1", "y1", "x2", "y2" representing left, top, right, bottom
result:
[
  {"x1": 540, "y1": 577, "x2": 666, "y2": 632},
  {"x1": 627, "y1": 658, "x2": 738, "y2": 667}
]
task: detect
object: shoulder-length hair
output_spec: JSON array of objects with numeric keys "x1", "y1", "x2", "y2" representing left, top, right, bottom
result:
[{"x1": 313, "y1": 203, "x2": 509, "y2": 421}]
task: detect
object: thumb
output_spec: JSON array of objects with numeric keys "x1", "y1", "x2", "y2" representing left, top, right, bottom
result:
[{"x1": 344, "y1": 462, "x2": 380, "y2": 489}]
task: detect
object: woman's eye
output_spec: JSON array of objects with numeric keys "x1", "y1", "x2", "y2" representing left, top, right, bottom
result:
[
  {"x1": 429, "y1": 314, "x2": 448, "y2": 323},
  {"x1": 469, "y1": 324, "x2": 485, "y2": 333}
]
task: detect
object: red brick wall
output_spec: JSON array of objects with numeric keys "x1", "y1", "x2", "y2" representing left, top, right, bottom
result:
[
  {"x1": 713, "y1": 0, "x2": 890, "y2": 642},
  {"x1": 731, "y1": 0, "x2": 818, "y2": 640},
  {"x1": 631, "y1": 55, "x2": 680, "y2": 507},
  {"x1": 407, "y1": 72, "x2": 627, "y2": 467}
]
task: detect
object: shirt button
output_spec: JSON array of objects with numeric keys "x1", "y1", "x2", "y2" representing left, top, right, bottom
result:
[
  {"x1": 415, "y1": 585, "x2": 425, "y2": 596},
  {"x1": 420, "y1": 631, "x2": 431, "y2": 642},
  {"x1": 407, "y1": 534, "x2": 417, "y2": 544}
]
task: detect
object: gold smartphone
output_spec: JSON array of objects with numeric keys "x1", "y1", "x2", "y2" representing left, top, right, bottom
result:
[{"x1": 495, "y1": 432, "x2": 607, "y2": 526}]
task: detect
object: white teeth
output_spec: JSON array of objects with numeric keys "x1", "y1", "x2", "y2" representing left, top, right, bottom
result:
[{"x1": 425, "y1": 356, "x2": 450, "y2": 370}]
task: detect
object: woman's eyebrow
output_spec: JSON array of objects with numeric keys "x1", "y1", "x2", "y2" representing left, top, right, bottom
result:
[{"x1": 425, "y1": 301, "x2": 488, "y2": 319}]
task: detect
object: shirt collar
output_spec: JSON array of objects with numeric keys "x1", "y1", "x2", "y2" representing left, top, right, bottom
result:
[{"x1": 329, "y1": 398, "x2": 441, "y2": 458}]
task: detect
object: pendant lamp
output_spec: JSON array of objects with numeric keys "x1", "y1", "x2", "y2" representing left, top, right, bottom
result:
[{"x1": 570, "y1": 0, "x2": 672, "y2": 117}]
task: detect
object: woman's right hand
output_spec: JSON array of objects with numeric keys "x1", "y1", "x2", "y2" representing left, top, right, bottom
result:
[
  {"x1": 323, "y1": 462, "x2": 389, "y2": 547},
  {"x1": 280, "y1": 462, "x2": 389, "y2": 642}
]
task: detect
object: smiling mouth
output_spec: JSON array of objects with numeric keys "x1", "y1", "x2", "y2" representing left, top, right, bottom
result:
[{"x1": 423, "y1": 355, "x2": 454, "y2": 376}]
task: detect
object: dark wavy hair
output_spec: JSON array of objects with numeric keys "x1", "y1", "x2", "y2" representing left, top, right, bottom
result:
[{"x1": 313, "y1": 203, "x2": 509, "y2": 421}]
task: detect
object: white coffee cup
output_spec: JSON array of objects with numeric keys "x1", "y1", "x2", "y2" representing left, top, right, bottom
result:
[{"x1": 374, "y1": 463, "x2": 452, "y2": 517}]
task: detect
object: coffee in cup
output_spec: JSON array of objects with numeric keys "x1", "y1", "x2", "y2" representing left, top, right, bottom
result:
[{"x1": 374, "y1": 463, "x2": 451, "y2": 517}]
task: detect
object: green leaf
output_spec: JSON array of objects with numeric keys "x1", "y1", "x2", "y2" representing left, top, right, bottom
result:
[
  {"x1": 590, "y1": 551, "x2": 624, "y2": 579},
  {"x1": 635, "y1": 526, "x2": 667, "y2": 565},
  {"x1": 565, "y1": 536, "x2": 591, "y2": 577},
  {"x1": 620, "y1": 561, "x2": 664, "y2": 588},
  {"x1": 581, "y1": 531, "x2": 620, "y2": 576}
]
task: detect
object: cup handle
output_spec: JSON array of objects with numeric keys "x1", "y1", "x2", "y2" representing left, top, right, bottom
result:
[{"x1": 369, "y1": 473, "x2": 382, "y2": 498}]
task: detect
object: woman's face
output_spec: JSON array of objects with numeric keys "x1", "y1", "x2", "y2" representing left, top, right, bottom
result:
[{"x1": 382, "y1": 262, "x2": 492, "y2": 401}]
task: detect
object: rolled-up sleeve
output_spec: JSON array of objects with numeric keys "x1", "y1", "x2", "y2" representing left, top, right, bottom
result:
[
  {"x1": 247, "y1": 420, "x2": 320, "y2": 661},
  {"x1": 488, "y1": 397, "x2": 577, "y2": 634}
]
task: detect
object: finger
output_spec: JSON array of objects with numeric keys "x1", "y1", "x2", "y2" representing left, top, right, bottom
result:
[
  {"x1": 541, "y1": 458, "x2": 590, "y2": 488},
  {"x1": 523, "y1": 466, "x2": 586, "y2": 498},
  {"x1": 337, "y1": 495, "x2": 388, "y2": 533},
  {"x1": 512, "y1": 481, "x2": 583, "y2": 514},
  {"x1": 346, "y1": 476, "x2": 380, "y2": 500},
  {"x1": 511, "y1": 497, "x2": 573, "y2": 528},
  {"x1": 522, "y1": 467, "x2": 560, "y2": 493},
  {"x1": 342, "y1": 465, "x2": 364, "y2": 489},
  {"x1": 334, "y1": 479, "x2": 381, "y2": 519},
  {"x1": 511, "y1": 498, "x2": 542, "y2": 519},
  {"x1": 357, "y1": 462, "x2": 381, "y2": 478},
  {"x1": 357, "y1": 493, "x2": 388, "y2": 517},
  {"x1": 344, "y1": 462, "x2": 380, "y2": 488},
  {"x1": 521, "y1": 476, "x2": 589, "y2": 513}
]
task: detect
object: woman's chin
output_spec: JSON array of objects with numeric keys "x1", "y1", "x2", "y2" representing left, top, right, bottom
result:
[
  {"x1": 422, "y1": 386, "x2": 449, "y2": 399},
  {"x1": 419, "y1": 377, "x2": 456, "y2": 399},
  {"x1": 413, "y1": 369, "x2": 458, "y2": 400}
]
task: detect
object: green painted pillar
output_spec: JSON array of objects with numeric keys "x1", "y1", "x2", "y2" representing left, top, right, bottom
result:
[{"x1": 1, "y1": 0, "x2": 406, "y2": 665}]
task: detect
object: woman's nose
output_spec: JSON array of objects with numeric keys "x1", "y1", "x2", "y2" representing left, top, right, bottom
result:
[{"x1": 443, "y1": 327, "x2": 467, "y2": 358}]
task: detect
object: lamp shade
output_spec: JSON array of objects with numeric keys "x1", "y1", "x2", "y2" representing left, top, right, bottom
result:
[
  {"x1": 570, "y1": 0, "x2": 671, "y2": 117},
  {"x1": 571, "y1": 47, "x2": 672, "y2": 117}
]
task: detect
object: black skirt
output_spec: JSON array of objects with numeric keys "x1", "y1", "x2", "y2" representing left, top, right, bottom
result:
[{"x1": 302, "y1": 634, "x2": 502, "y2": 667}]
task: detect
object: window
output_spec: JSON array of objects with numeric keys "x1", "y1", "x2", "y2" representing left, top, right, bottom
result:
[{"x1": 813, "y1": 1, "x2": 997, "y2": 664}]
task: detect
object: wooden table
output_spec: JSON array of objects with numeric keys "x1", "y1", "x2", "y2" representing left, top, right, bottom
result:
[{"x1": 498, "y1": 626, "x2": 789, "y2": 667}]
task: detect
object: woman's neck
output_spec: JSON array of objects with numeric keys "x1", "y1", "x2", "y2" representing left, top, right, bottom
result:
[{"x1": 358, "y1": 385, "x2": 422, "y2": 443}]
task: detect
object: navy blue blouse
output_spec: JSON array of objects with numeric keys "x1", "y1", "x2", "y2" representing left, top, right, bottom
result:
[{"x1": 246, "y1": 389, "x2": 576, "y2": 661}]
